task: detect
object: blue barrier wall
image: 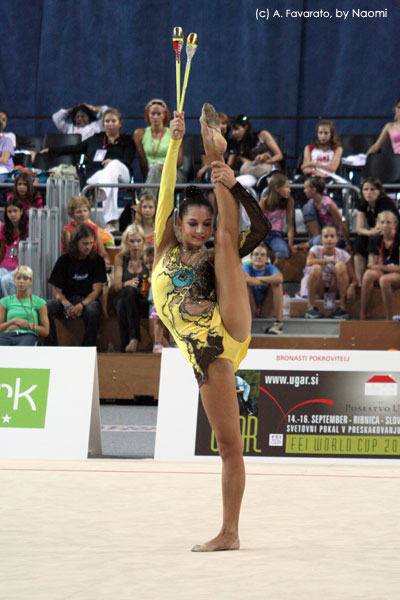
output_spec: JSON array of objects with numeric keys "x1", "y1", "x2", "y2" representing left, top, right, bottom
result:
[{"x1": 2, "y1": 0, "x2": 399, "y2": 158}]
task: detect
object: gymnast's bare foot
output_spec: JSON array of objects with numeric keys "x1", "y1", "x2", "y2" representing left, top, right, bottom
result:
[
  {"x1": 199, "y1": 103, "x2": 227, "y2": 161},
  {"x1": 191, "y1": 531, "x2": 240, "y2": 552}
]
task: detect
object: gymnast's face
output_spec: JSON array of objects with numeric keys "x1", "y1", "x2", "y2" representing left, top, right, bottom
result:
[{"x1": 179, "y1": 205, "x2": 213, "y2": 249}]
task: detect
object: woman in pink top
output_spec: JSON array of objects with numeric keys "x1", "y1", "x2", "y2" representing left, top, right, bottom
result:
[
  {"x1": 0, "y1": 199, "x2": 29, "y2": 296},
  {"x1": 6, "y1": 173, "x2": 43, "y2": 212},
  {"x1": 367, "y1": 97, "x2": 400, "y2": 155},
  {"x1": 259, "y1": 173, "x2": 295, "y2": 260}
]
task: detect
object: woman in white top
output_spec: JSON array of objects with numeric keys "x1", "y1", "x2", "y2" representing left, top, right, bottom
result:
[{"x1": 52, "y1": 103, "x2": 109, "y2": 141}]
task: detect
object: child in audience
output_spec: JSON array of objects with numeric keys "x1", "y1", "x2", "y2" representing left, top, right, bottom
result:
[
  {"x1": 301, "y1": 119, "x2": 343, "y2": 179},
  {"x1": 259, "y1": 173, "x2": 295, "y2": 259},
  {"x1": 0, "y1": 200, "x2": 29, "y2": 296},
  {"x1": 0, "y1": 110, "x2": 16, "y2": 147},
  {"x1": 62, "y1": 195, "x2": 110, "y2": 266},
  {"x1": 360, "y1": 211, "x2": 400, "y2": 320},
  {"x1": 7, "y1": 173, "x2": 43, "y2": 212},
  {"x1": 302, "y1": 176, "x2": 351, "y2": 249},
  {"x1": 243, "y1": 243, "x2": 284, "y2": 334},
  {"x1": 113, "y1": 224, "x2": 149, "y2": 352},
  {"x1": 354, "y1": 178, "x2": 400, "y2": 285},
  {"x1": 367, "y1": 97, "x2": 400, "y2": 155},
  {"x1": 132, "y1": 192, "x2": 157, "y2": 245},
  {"x1": 0, "y1": 265, "x2": 49, "y2": 346},
  {"x1": 301, "y1": 225, "x2": 356, "y2": 319}
]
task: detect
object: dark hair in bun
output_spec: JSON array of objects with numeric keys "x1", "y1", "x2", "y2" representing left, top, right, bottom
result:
[{"x1": 178, "y1": 185, "x2": 214, "y2": 219}]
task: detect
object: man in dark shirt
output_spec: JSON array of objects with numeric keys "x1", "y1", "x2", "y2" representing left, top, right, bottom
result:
[{"x1": 45, "y1": 224, "x2": 107, "y2": 346}]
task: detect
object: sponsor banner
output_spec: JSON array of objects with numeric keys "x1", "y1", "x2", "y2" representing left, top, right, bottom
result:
[
  {"x1": 156, "y1": 349, "x2": 400, "y2": 461},
  {"x1": 0, "y1": 348, "x2": 101, "y2": 459},
  {"x1": 195, "y1": 366, "x2": 400, "y2": 459}
]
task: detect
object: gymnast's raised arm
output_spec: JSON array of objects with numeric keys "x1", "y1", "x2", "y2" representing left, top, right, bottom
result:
[{"x1": 154, "y1": 111, "x2": 185, "y2": 262}]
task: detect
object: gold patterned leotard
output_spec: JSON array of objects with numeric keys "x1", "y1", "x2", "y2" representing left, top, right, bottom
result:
[{"x1": 152, "y1": 138, "x2": 271, "y2": 386}]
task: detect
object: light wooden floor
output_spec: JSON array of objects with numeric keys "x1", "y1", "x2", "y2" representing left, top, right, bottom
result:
[{"x1": 2, "y1": 459, "x2": 399, "y2": 600}]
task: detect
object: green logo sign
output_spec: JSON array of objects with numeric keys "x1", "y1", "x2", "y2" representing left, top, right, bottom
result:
[{"x1": 0, "y1": 368, "x2": 50, "y2": 429}]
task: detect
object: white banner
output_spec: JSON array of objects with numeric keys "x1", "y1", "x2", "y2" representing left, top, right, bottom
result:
[{"x1": 0, "y1": 347, "x2": 101, "y2": 459}]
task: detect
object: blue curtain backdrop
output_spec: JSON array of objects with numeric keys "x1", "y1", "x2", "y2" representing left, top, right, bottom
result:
[{"x1": 1, "y1": 0, "x2": 399, "y2": 159}]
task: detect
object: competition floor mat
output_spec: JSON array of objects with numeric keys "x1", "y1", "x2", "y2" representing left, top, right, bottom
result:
[{"x1": 2, "y1": 459, "x2": 399, "y2": 599}]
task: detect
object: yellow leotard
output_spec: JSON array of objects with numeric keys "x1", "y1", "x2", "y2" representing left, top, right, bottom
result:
[{"x1": 152, "y1": 138, "x2": 270, "y2": 386}]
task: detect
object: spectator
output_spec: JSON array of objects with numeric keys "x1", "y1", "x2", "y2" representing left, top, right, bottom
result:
[
  {"x1": 118, "y1": 191, "x2": 157, "y2": 242},
  {"x1": 354, "y1": 178, "x2": 400, "y2": 285},
  {"x1": 0, "y1": 110, "x2": 16, "y2": 147},
  {"x1": 0, "y1": 117, "x2": 14, "y2": 183},
  {"x1": 132, "y1": 192, "x2": 156, "y2": 244},
  {"x1": 52, "y1": 102, "x2": 109, "y2": 141},
  {"x1": 42, "y1": 108, "x2": 135, "y2": 231},
  {"x1": 6, "y1": 173, "x2": 43, "y2": 212},
  {"x1": 228, "y1": 115, "x2": 282, "y2": 188},
  {"x1": 45, "y1": 224, "x2": 107, "y2": 346},
  {"x1": 0, "y1": 199, "x2": 29, "y2": 296},
  {"x1": 301, "y1": 119, "x2": 343, "y2": 179},
  {"x1": 62, "y1": 195, "x2": 110, "y2": 268},
  {"x1": 367, "y1": 97, "x2": 400, "y2": 155},
  {"x1": 243, "y1": 243, "x2": 284, "y2": 334},
  {"x1": 301, "y1": 225, "x2": 356, "y2": 320},
  {"x1": 360, "y1": 211, "x2": 400, "y2": 320},
  {"x1": 0, "y1": 265, "x2": 49, "y2": 346},
  {"x1": 134, "y1": 98, "x2": 184, "y2": 195},
  {"x1": 302, "y1": 175, "x2": 350, "y2": 250},
  {"x1": 113, "y1": 224, "x2": 149, "y2": 352},
  {"x1": 259, "y1": 173, "x2": 295, "y2": 260}
]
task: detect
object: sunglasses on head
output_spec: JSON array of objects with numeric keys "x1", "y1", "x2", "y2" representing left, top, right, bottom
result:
[{"x1": 148, "y1": 100, "x2": 165, "y2": 108}]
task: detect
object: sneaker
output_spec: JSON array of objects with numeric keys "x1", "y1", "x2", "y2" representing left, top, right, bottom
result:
[
  {"x1": 265, "y1": 321, "x2": 283, "y2": 335},
  {"x1": 169, "y1": 341, "x2": 178, "y2": 348},
  {"x1": 328, "y1": 307, "x2": 349, "y2": 320},
  {"x1": 152, "y1": 343, "x2": 163, "y2": 353},
  {"x1": 393, "y1": 315, "x2": 400, "y2": 322},
  {"x1": 305, "y1": 306, "x2": 324, "y2": 319}
]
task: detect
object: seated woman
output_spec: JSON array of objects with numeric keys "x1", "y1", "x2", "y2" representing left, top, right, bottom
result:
[
  {"x1": 228, "y1": 115, "x2": 283, "y2": 188},
  {"x1": 134, "y1": 98, "x2": 184, "y2": 195},
  {"x1": 0, "y1": 116, "x2": 14, "y2": 183},
  {"x1": 243, "y1": 243, "x2": 284, "y2": 334},
  {"x1": 113, "y1": 224, "x2": 149, "y2": 352},
  {"x1": 367, "y1": 97, "x2": 400, "y2": 155},
  {"x1": 302, "y1": 176, "x2": 351, "y2": 250},
  {"x1": 0, "y1": 199, "x2": 29, "y2": 297},
  {"x1": 0, "y1": 265, "x2": 49, "y2": 346},
  {"x1": 6, "y1": 172, "x2": 43, "y2": 212},
  {"x1": 360, "y1": 211, "x2": 400, "y2": 320},
  {"x1": 354, "y1": 178, "x2": 400, "y2": 285},
  {"x1": 42, "y1": 108, "x2": 135, "y2": 231},
  {"x1": 52, "y1": 102, "x2": 109, "y2": 141},
  {"x1": 0, "y1": 110, "x2": 16, "y2": 148},
  {"x1": 301, "y1": 225, "x2": 356, "y2": 320},
  {"x1": 152, "y1": 105, "x2": 270, "y2": 551},
  {"x1": 46, "y1": 224, "x2": 107, "y2": 346}
]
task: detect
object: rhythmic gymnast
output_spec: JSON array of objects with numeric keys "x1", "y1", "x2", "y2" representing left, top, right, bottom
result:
[{"x1": 152, "y1": 104, "x2": 271, "y2": 552}]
